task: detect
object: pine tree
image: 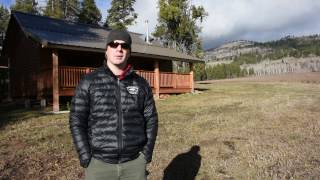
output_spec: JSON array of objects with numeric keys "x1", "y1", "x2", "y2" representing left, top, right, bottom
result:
[
  {"x1": 44, "y1": 0, "x2": 80, "y2": 21},
  {"x1": 194, "y1": 63, "x2": 206, "y2": 81},
  {"x1": 44, "y1": 0, "x2": 64, "y2": 19},
  {"x1": 63, "y1": 0, "x2": 81, "y2": 21},
  {"x1": 153, "y1": 0, "x2": 207, "y2": 55},
  {"x1": 154, "y1": 0, "x2": 207, "y2": 76},
  {"x1": 105, "y1": 0, "x2": 137, "y2": 30},
  {"x1": 11, "y1": 0, "x2": 39, "y2": 14},
  {"x1": 78, "y1": 0, "x2": 101, "y2": 25},
  {"x1": 0, "y1": 5, "x2": 10, "y2": 33}
]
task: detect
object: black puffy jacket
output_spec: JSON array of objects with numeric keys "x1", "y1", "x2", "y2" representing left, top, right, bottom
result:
[{"x1": 69, "y1": 63, "x2": 158, "y2": 168}]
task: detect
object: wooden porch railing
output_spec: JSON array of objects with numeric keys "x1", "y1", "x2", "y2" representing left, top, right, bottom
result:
[
  {"x1": 59, "y1": 66, "x2": 192, "y2": 90},
  {"x1": 158, "y1": 72, "x2": 191, "y2": 88},
  {"x1": 59, "y1": 66, "x2": 96, "y2": 88},
  {"x1": 135, "y1": 70, "x2": 155, "y2": 87}
]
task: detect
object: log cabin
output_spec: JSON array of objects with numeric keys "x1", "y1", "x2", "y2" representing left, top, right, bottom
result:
[{"x1": 0, "y1": 11, "x2": 203, "y2": 112}]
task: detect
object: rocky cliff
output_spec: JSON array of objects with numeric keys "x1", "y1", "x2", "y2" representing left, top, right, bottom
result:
[{"x1": 205, "y1": 35, "x2": 320, "y2": 76}]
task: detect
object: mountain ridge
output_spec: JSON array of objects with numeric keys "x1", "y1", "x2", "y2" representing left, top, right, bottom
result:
[
  {"x1": 203, "y1": 34, "x2": 320, "y2": 79},
  {"x1": 205, "y1": 34, "x2": 320, "y2": 62}
]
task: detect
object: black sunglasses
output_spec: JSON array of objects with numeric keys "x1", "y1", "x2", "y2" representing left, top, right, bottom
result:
[{"x1": 108, "y1": 42, "x2": 130, "y2": 50}]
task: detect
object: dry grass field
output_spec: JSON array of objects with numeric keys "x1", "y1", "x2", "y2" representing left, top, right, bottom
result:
[{"x1": 1, "y1": 73, "x2": 320, "y2": 179}]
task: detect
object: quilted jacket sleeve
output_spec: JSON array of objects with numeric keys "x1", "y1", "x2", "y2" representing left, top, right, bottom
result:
[
  {"x1": 69, "y1": 77, "x2": 91, "y2": 168},
  {"x1": 142, "y1": 84, "x2": 158, "y2": 163}
]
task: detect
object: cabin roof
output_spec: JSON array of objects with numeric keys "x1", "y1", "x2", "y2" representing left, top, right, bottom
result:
[{"x1": 10, "y1": 11, "x2": 203, "y2": 63}]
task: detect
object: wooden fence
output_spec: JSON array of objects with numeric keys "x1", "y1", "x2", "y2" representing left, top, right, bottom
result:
[{"x1": 59, "y1": 66, "x2": 191, "y2": 90}]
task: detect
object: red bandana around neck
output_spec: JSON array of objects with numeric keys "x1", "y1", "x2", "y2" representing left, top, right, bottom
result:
[{"x1": 118, "y1": 64, "x2": 132, "y2": 80}]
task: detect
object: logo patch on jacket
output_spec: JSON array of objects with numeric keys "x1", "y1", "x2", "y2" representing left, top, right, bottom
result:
[{"x1": 126, "y1": 86, "x2": 139, "y2": 95}]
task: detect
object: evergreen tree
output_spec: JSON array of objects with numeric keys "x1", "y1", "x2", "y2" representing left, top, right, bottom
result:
[
  {"x1": 44, "y1": 0, "x2": 80, "y2": 21},
  {"x1": 78, "y1": 0, "x2": 101, "y2": 25},
  {"x1": 154, "y1": 0, "x2": 207, "y2": 76},
  {"x1": 153, "y1": 0, "x2": 207, "y2": 55},
  {"x1": 63, "y1": 0, "x2": 81, "y2": 21},
  {"x1": 44, "y1": 0, "x2": 64, "y2": 19},
  {"x1": 249, "y1": 68, "x2": 255, "y2": 75},
  {"x1": 193, "y1": 63, "x2": 206, "y2": 81},
  {"x1": 11, "y1": 0, "x2": 38, "y2": 14},
  {"x1": 0, "y1": 5, "x2": 10, "y2": 33},
  {"x1": 105, "y1": 0, "x2": 137, "y2": 30}
]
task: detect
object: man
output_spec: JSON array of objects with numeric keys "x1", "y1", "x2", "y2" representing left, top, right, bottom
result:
[{"x1": 69, "y1": 29, "x2": 158, "y2": 180}]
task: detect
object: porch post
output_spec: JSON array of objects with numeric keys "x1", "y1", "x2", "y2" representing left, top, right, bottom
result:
[
  {"x1": 52, "y1": 50, "x2": 59, "y2": 112},
  {"x1": 154, "y1": 60, "x2": 160, "y2": 99},
  {"x1": 190, "y1": 62, "x2": 194, "y2": 93},
  {"x1": 7, "y1": 58, "x2": 12, "y2": 101}
]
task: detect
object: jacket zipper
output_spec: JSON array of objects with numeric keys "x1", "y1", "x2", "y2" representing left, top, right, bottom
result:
[{"x1": 116, "y1": 78, "x2": 123, "y2": 163}]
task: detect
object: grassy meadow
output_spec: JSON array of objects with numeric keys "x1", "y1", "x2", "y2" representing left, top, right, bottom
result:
[{"x1": 0, "y1": 80, "x2": 320, "y2": 179}]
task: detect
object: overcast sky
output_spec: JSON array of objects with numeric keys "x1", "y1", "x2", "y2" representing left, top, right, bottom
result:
[
  {"x1": 2, "y1": 0, "x2": 320, "y2": 49},
  {"x1": 127, "y1": 0, "x2": 320, "y2": 49}
]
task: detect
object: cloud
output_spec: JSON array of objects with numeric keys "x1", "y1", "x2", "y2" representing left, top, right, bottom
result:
[
  {"x1": 195, "y1": 0, "x2": 320, "y2": 48},
  {"x1": 127, "y1": 0, "x2": 320, "y2": 49}
]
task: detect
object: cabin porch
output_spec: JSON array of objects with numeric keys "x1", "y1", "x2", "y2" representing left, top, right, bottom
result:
[{"x1": 58, "y1": 66, "x2": 194, "y2": 96}]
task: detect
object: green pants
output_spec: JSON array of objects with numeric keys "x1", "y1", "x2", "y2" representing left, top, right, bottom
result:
[{"x1": 85, "y1": 154, "x2": 147, "y2": 180}]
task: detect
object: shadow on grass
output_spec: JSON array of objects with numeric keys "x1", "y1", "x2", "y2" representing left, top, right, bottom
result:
[
  {"x1": 194, "y1": 88, "x2": 210, "y2": 92},
  {"x1": 0, "y1": 103, "x2": 49, "y2": 129},
  {"x1": 163, "y1": 145, "x2": 201, "y2": 180},
  {"x1": 0, "y1": 98, "x2": 73, "y2": 129},
  {"x1": 197, "y1": 82, "x2": 213, "y2": 84}
]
